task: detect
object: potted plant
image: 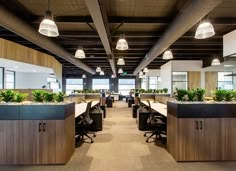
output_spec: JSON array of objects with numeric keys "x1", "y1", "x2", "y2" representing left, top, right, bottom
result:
[
  {"x1": 195, "y1": 88, "x2": 205, "y2": 101},
  {"x1": 43, "y1": 92, "x2": 55, "y2": 102},
  {"x1": 14, "y1": 92, "x2": 28, "y2": 102},
  {"x1": 32, "y1": 90, "x2": 46, "y2": 102},
  {"x1": 55, "y1": 92, "x2": 65, "y2": 102},
  {"x1": 213, "y1": 89, "x2": 226, "y2": 102},
  {"x1": 224, "y1": 90, "x2": 234, "y2": 101},
  {"x1": 187, "y1": 90, "x2": 197, "y2": 101},
  {"x1": 163, "y1": 88, "x2": 168, "y2": 93},
  {"x1": 174, "y1": 89, "x2": 187, "y2": 101},
  {"x1": 0, "y1": 90, "x2": 16, "y2": 102}
]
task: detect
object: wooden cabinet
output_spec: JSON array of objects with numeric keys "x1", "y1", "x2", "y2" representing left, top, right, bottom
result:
[
  {"x1": 221, "y1": 118, "x2": 236, "y2": 160},
  {"x1": 0, "y1": 115, "x2": 75, "y2": 165},
  {"x1": 168, "y1": 116, "x2": 221, "y2": 161}
]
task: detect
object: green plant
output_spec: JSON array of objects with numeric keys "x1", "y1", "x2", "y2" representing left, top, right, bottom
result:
[
  {"x1": 195, "y1": 88, "x2": 205, "y2": 101},
  {"x1": 213, "y1": 89, "x2": 227, "y2": 102},
  {"x1": 174, "y1": 89, "x2": 187, "y2": 101},
  {"x1": 155, "y1": 89, "x2": 160, "y2": 94},
  {"x1": 163, "y1": 88, "x2": 168, "y2": 93},
  {"x1": 55, "y1": 92, "x2": 65, "y2": 102},
  {"x1": 43, "y1": 92, "x2": 55, "y2": 102},
  {"x1": 0, "y1": 90, "x2": 16, "y2": 102},
  {"x1": 224, "y1": 90, "x2": 234, "y2": 101},
  {"x1": 187, "y1": 90, "x2": 197, "y2": 101},
  {"x1": 32, "y1": 90, "x2": 46, "y2": 102},
  {"x1": 14, "y1": 93, "x2": 28, "y2": 102}
]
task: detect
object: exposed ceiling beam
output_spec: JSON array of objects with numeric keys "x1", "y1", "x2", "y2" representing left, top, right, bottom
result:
[
  {"x1": 133, "y1": 0, "x2": 223, "y2": 75},
  {"x1": 85, "y1": 0, "x2": 116, "y2": 76},
  {"x1": 0, "y1": 5, "x2": 95, "y2": 74}
]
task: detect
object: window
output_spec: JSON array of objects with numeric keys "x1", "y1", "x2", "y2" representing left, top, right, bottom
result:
[
  {"x1": 66, "y1": 79, "x2": 83, "y2": 95},
  {"x1": 0, "y1": 67, "x2": 3, "y2": 89},
  {"x1": 141, "y1": 78, "x2": 147, "y2": 90},
  {"x1": 5, "y1": 70, "x2": 15, "y2": 89},
  {"x1": 47, "y1": 75, "x2": 59, "y2": 89},
  {"x1": 118, "y1": 79, "x2": 135, "y2": 95},
  {"x1": 172, "y1": 72, "x2": 188, "y2": 93},
  {"x1": 92, "y1": 79, "x2": 109, "y2": 90},
  {"x1": 149, "y1": 77, "x2": 158, "y2": 89},
  {"x1": 218, "y1": 72, "x2": 233, "y2": 90}
]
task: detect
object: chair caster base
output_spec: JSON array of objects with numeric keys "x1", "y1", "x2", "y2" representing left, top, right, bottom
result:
[
  {"x1": 91, "y1": 140, "x2": 94, "y2": 143},
  {"x1": 146, "y1": 139, "x2": 149, "y2": 143},
  {"x1": 94, "y1": 134, "x2": 96, "y2": 137}
]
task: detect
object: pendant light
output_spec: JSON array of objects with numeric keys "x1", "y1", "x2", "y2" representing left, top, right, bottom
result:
[
  {"x1": 195, "y1": 19, "x2": 215, "y2": 39},
  {"x1": 139, "y1": 71, "x2": 144, "y2": 76},
  {"x1": 96, "y1": 66, "x2": 101, "y2": 72},
  {"x1": 162, "y1": 49, "x2": 173, "y2": 60},
  {"x1": 111, "y1": 74, "x2": 115, "y2": 78},
  {"x1": 116, "y1": 34, "x2": 129, "y2": 50},
  {"x1": 75, "y1": 48, "x2": 85, "y2": 59},
  {"x1": 211, "y1": 58, "x2": 220, "y2": 66},
  {"x1": 100, "y1": 70, "x2": 105, "y2": 75},
  {"x1": 143, "y1": 67, "x2": 149, "y2": 73},
  {"x1": 117, "y1": 57, "x2": 125, "y2": 65},
  {"x1": 82, "y1": 74, "x2": 86, "y2": 78},
  {"x1": 39, "y1": 0, "x2": 59, "y2": 37},
  {"x1": 118, "y1": 68, "x2": 123, "y2": 74},
  {"x1": 139, "y1": 75, "x2": 143, "y2": 79}
]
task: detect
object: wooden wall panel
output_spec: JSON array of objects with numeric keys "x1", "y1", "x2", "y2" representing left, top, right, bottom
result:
[
  {"x1": 188, "y1": 71, "x2": 201, "y2": 90},
  {"x1": 0, "y1": 38, "x2": 62, "y2": 83},
  {"x1": 205, "y1": 72, "x2": 217, "y2": 97}
]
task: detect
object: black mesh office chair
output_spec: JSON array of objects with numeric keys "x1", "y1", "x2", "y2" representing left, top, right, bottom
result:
[
  {"x1": 144, "y1": 100, "x2": 166, "y2": 143},
  {"x1": 76, "y1": 101, "x2": 96, "y2": 144}
]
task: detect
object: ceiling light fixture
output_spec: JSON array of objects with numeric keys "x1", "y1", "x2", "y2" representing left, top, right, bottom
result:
[
  {"x1": 111, "y1": 74, "x2": 115, "y2": 78},
  {"x1": 195, "y1": 19, "x2": 215, "y2": 39},
  {"x1": 117, "y1": 57, "x2": 125, "y2": 65},
  {"x1": 118, "y1": 68, "x2": 123, "y2": 74},
  {"x1": 100, "y1": 70, "x2": 105, "y2": 75},
  {"x1": 75, "y1": 48, "x2": 85, "y2": 59},
  {"x1": 211, "y1": 58, "x2": 220, "y2": 66},
  {"x1": 162, "y1": 49, "x2": 173, "y2": 60},
  {"x1": 38, "y1": 0, "x2": 59, "y2": 37},
  {"x1": 96, "y1": 66, "x2": 101, "y2": 72},
  {"x1": 82, "y1": 74, "x2": 86, "y2": 78},
  {"x1": 139, "y1": 71, "x2": 144, "y2": 76},
  {"x1": 116, "y1": 34, "x2": 129, "y2": 50},
  {"x1": 143, "y1": 67, "x2": 149, "y2": 73}
]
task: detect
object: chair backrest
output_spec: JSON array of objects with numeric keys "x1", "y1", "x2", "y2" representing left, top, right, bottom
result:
[
  {"x1": 83, "y1": 101, "x2": 93, "y2": 125},
  {"x1": 147, "y1": 100, "x2": 154, "y2": 120}
]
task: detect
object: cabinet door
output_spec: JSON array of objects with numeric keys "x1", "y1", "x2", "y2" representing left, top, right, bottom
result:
[
  {"x1": 20, "y1": 120, "x2": 41, "y2": 164},
  {"x1": 177, "y1": 118, "x2": 197, "y2": 161},
  {"x1": 196, "y1": 118, "x2": 220, "y2": 161},
  {"x1": 221, "y1": 118, "x2": 236, "y2": 160},
  {"x1": 0, "y1": 121, "x2": 21, "y2": 164},
  {"x1": 39, "y1": 120, "x2": 56, "y2": 164}
]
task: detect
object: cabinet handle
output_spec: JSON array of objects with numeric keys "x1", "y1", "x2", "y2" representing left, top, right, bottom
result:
[
  {"x1": 39, "y1": 123, "x2": 42, "y2": 132},
  {"x1": 195, "y1": 121, "x2": 198, "y2": 130},
  {"x1": 200, "y1": 121, "x2": 203, "y2": 130},
  {"x1": 43, "y1": 123, "x2": 46, "y2": 132}
]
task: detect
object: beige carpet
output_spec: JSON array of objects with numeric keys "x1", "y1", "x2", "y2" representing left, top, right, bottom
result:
[{"x1": 1, "y1": 101, "x2": 236, "y2": 171}]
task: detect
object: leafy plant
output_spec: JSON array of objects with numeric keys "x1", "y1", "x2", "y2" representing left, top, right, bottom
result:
[
  {"x1": 32, "y1": 90, "x2": 46, "y2": 102},
  {"x1": 163, "y1": 88, "x2": 168, "y2": 93},
  {"x1": 224, "y1": 90, "x2": 234, "y2": 101},
  {"x1": 156, "y1": 89, "x2": 160, "y2": 94},
  {"x1": 187, "y1": 90, "x2": 197, "y2": 101},
  {"x1": 55, "y1": 92, "x2": 65, "y2": 102},
  {"x1": 174, "y1": 89, "x2": 187, "y2": 101},
  {"x1": 14, "y1": 93, "x2": 28, "y2": 102},
  {"x1": 43, "y1": 92, "x2": 55, "y2": 102},
  {"x1": 213, "y1": 89, "x2": 226, "y2": 102},
  {"x1": 0, "y1": 90, "x2": 16, "y2": 102},
  {"x1": 195, "y1": 88, "x2": 205, "y2": 101}
]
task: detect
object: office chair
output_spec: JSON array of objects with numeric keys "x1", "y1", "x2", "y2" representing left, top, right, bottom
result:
[
  {"x1": 144, "y1": 100, "x2": 166, "y2": 143},
  {"x1": 75, "y1": 101, "x2": 96, "y2": 144}
]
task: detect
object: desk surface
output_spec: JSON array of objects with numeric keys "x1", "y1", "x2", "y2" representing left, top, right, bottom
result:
[
  {"x1": 75, "y1": 100, "x2": 99, "y2": 117},
  {"x1": 141, "y1": 101, "x2": 167, "y2": 117}
]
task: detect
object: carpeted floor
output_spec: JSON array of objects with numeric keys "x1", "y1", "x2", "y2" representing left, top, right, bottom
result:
[{"x1": 1, "y1": 101, "x2": 236, "y2": 171}]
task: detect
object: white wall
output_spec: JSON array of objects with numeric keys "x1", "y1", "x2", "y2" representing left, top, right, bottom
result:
[
  {"x1": 15, "y1": 72, "x2": 48, "y2": 89},
  {"x1": 171, "y1": 60, "x2": 202, "y2": 71},
  {"x1": 145, "y1": 69, "x2": 160, "y2": 76},
  {"x1": 160, "y1": 62, "x2": 172, "y2": 93},
  {"x1": 223, "y1": 29, "x2": 236, "y2": 57}
]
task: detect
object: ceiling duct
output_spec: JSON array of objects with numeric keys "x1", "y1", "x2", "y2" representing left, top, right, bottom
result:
[
  {"x1": 133, "y1": 0, "x2": 223, "y2": 75},
  {"x1": 0, "y1": 5, "x2": 95, "y2": 74}
]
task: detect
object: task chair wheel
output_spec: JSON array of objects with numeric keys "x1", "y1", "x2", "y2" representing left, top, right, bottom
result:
[
  {"x1": 144, "y1": 134, "x2": 146, "y2": 137},
  {"x1": 91, "y1": 140, "x2": 94, "y2": 143},
  {"x1": 146, "y1": 139, "x2": 149, "y2": 143},
  {"x1": 94, "y1": 134, "x2": 96, "y2": 137}
]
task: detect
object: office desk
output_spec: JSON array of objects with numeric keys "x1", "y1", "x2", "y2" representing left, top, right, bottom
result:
[
  {"x1": 75, "y1": 101, "x2": 99, "y2": 117},
  {"x1": 141, "y1": 101, "x2": 167, "y2": 117}
]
